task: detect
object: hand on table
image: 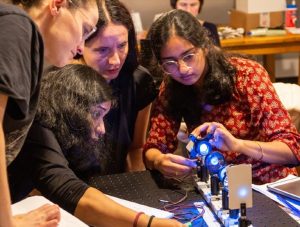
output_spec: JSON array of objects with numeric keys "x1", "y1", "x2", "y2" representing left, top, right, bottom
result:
[{"x1": 13, "y1": 204, "x2": 60, "y2": 227}]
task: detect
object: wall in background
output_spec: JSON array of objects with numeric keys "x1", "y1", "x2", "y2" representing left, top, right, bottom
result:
[
  {"x1": 121, "y1": 0, "x2": 299, "y2": 79},
  {"x1": 122, "y1": 0, "x2": 234, "y2": 29}
]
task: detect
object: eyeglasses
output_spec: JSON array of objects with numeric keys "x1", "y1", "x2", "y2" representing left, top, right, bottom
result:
[
  {"x1": 68, "y1": 0, "x2": 97, "y2": 41},
  {"x1": 161, "y1": 48, "x2": 200, "y2": 75}
]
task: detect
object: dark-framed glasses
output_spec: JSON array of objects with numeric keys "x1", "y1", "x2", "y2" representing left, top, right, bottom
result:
[
  {"x1": 68, "y1": 0, "x2": 97, "y2": 41},
  {"x1": 161, "y1": 49, "x2": 199, "y2": 75}
]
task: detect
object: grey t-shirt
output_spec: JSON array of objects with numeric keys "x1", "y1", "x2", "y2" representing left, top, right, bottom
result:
[{"x1": 0, "y1": 3, "x2": 43, "y2": 165}]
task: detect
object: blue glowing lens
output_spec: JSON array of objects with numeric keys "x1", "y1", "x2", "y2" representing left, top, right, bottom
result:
[
  {"x1": 188, "y1": 133, "x2": 213, "y2": 158},
  {"x1": 205, "y1": 152, "x2": 226, "y2": 175},
  {"x1": 200, "y1": 143, "x2": 209, "y2": 153},
  {"x1": 196, "y1": 140, "x2": 212, "y2": 156}
]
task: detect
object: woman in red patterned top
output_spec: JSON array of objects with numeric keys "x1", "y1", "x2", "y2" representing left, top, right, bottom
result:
[{"x1": 143, "y1": 10, "x2": 300, "y2": 184}]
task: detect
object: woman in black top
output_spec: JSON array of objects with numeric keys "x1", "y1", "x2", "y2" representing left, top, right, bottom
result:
[
  {"x1": 77, "y1": 0, "x2": 157, "y2": 173},
  {"x1": 15, "y1": 64, "x2": 182, "y2": 226},
  {"x1": 170, "y1": 0, "x2": 221, "y2": 46}
]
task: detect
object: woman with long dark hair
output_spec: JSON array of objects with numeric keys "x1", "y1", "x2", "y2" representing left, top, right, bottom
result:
[
  {"x1": 15, "y1": 64, "x2": 182, "y2": 226},
  {"x1": 143, "y1": 10, "x2": 300, "y2": 184},
  {"x1": 77, "y1": 0, "x2": 157, "y2": 173}
]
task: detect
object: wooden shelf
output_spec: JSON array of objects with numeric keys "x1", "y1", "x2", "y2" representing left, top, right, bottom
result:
[{"x1": 221, "y1": 34, "x2": 300, "y2": 84}]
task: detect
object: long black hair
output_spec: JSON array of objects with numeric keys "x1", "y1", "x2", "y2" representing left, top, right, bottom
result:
[
  {"x1": 36, "y1": 64, "x2": 114, "y2": 150},
  {"x1": 147, "y1": 10, "x2": 236, "y2": 125},
  {"x1": 36, "y1": 64, "x2": 116, "y2": 175}
]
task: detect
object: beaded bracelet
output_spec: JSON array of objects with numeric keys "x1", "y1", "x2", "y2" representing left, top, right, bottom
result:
[{"x1": 133, "y1": 212, "x2": 144, "y2": 227}]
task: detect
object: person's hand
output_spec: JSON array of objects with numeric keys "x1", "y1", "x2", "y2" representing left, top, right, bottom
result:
[
  {"x1": 13, "y1": 204, "x2": 60, "y2": 227},
  {"x1": 153, "y1": 153, "x2": 196, "y2": 178},
  {"x1": 191, "y1": 122, "x2": 240, "y2": 153}
]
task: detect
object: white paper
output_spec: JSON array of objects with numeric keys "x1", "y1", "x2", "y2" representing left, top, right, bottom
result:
[
  {"x1": 107, "y1": 195, "x2": 174, "y2": 218},
  {"x1": 12, "y1": 196, "x2": 88, "y2": 227}
]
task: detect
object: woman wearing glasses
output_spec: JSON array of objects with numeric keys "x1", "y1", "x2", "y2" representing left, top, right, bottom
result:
[
  {"x1": 0, "y1": 0, "x2": 98, "y2": 226},
  {"x1": 143, "y1": 10, "x2": 300, "y2": 183}
]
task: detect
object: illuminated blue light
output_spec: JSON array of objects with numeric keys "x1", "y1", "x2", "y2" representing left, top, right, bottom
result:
[
  {"x1": 205, "y1": 152, "x2": 226, "y2": 174},
  {"x1": 210, "y1": 156, "x2": 219, "y2": 165},
  {"x1": 188, "y1": 133, "x2": 213, "y2": 158},
  {"x1": 200, "y1": 143, "x2": 209, "y2": 153},
  {"x1": 196, "y1": 141, "x2": 212, "y2": 156},
  {"x1": 238, "y1": 186, "x2": 248, "y2": 198}
]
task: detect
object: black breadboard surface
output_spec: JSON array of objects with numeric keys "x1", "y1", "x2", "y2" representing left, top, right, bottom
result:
[
  {"x1": 248, "y1": 191, "x2": 300, "y2": 227},
  {"x1": 88, "y1": 171, "x2": 300, "y2": 226},
  {"x1": 87, "y1": 171, "x2": 171, "y2": 209}
]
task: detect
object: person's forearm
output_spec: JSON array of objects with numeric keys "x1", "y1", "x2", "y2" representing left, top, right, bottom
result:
[
  {"x1": 236, "y1": 139, "x2": 298, "y2": 165},
  {"x1": 75, "y1": 187, "x2": 150, "y2": 227},
  {"x1": 126, "y1": 148, "x2": 145, "y2": 171},
  {"x1": 126, "y1": 104, "x2": 152, "y2": 172},
  {"x1": 0, "y1": 127, "x2": 13, "y2": 227}
]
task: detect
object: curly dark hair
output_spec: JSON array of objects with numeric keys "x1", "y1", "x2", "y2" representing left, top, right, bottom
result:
[
  {"x1": 86, "y1": 0, "x2": 138, "y2": 76},
  {"x1": 170, "y1": 0, "x2": 204, "y2": 13},
  {"x1": 36, "y1": 64, "x2": 114, "y2": 152},
  {"x1": 147, "y1": 9, "x2": 236, "y2": 125}
]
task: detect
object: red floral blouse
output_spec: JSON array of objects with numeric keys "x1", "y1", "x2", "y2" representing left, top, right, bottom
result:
[{"x1": 144, "y1": 57, "x2": 300, "y2": 184}]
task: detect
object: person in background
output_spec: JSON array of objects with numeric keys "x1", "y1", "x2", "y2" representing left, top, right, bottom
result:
[
  {"x1": 1, "y1": 0, "x2": 98, "y2": 226},
  {"x1": 170, "y1": 0, "x2": 220, "y2": 46},
  {"x1": 143, "y1": 10, "x2": 300, "y2": 183},
  {"x1": 76, "y1": 0, "x2": 157, "y2": 173},
  {"x1": 14, "y1": 64, "x2": 183, "y2": 227}
]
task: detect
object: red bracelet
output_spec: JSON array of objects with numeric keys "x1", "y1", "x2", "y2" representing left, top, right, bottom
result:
[{"x1": 133, "y1": 212, "x2": 144, "y2": 227}]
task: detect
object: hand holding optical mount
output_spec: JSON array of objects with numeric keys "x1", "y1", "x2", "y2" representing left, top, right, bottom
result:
[{"x1": 186, "y1": 133, "x2": 226, "y2": 193}]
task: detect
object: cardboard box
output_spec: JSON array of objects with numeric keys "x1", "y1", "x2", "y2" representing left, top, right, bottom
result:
[
  {"x1": 235, "y1": 0, "x2": 286, "y2": 14},
  {"x1": 229, "y1": 10, "x2": 284, "y2": 32}
]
